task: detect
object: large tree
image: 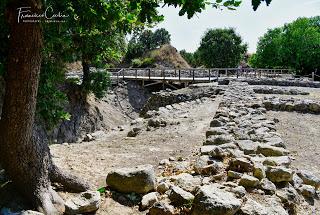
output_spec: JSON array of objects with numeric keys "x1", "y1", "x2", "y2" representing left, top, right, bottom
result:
[
  {"x1": 251, "y1": 16, "x2": 320, "y2": 75},
  {"x1": 0, "y1": 0, "x2": 271, "y2": 214},
  {"x1": 197, "y1": 28, "x2": 248, "y2": 68}
]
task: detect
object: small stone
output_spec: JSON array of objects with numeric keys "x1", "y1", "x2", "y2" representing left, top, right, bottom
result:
[
  {"x1": 259, "y1": 178, "x2": 276, "y2": 194},
  {"x1": 206, "y1": 127, "x2": 228, "y2": 137},
  {"x1": 149, "y1": 201, "x2": 175, "y2": 215},
  {"x1": 275, "y1": 187, "x2": 299, "y2": 203},
  {"x1": 253, "y1": 162, "x2": 266, "y2": 180},
  {"x1": 236, "y1": 140, "x2": 258, "y2": 155},
  {"x1": 194, "y1": 156, "x2": 222, "y2": 175},
  {"x1": 240, "y1": 198, "x2": 268, "y2": 215},
  {"x1": 239, "y1": 174, "x2": 260, "y2": 188},
  {"x1": 141, "y1": 192, "x2": 158, "y2": 210},
  {"x1": 169, "y1": 157, "x2": 176, "y2": 161},
  {"x1": 227, "y1": 171, "x2": 243, "y2": 180},
  {"x1": 204, "y1": 135, "x2": 234, "y2": 145},
  {"x1": 169, "y1": 186, "x2": 194, "y2": 206},
  {"x1": 173, "y1": 173, "x2": 202, "y2": 193},
  {"x1": 159, "y1": 159, "x2": 170, "y2": 166},
  {"x1": 210, "y1": 119, "x2": 223, "y2": 127},
  {"x1": 266, "y1": 166, "x2": 293, "y2": 183},
  {"x1": 297, "y1": 170, "x2": 320, "y2": 189},
  {"x1": 83, "y1": 134, "x2": 94, "y2": 142},
  {"x1": 228, "y1": 158, "x2": 254, "y2": 173},
  {"x1": 257, "y1": 145, "x2": 289, "y2": 157},
  {"x1": 263, "y1": 156, "x2": 291, "y2": 167},
  {"x1": 65, "y1": 191, "x2": 101, "y2": 215},
  {"x1": 191, "y1": 184, "x2": 242, "y2": 215},
  {"x1": 106, "y1": 165, "x2": 156, "y2": 194},
  {"x1": 157, "y1": 182, "x2": 171, "y2": 194},
  {"x1": 298, "y1": 184, "x2": 316, "y2": 198}
]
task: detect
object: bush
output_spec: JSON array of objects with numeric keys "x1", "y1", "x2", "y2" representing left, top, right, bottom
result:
[{"x1": 86, "y1": 71, "x2": 111, "y2": 99}]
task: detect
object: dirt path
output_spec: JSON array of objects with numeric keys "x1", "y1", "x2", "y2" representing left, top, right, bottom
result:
[
  {"x1": 266, "y1": 111, "x2": 320, "y2": 178},
  {"x1": 50, "y1": 97, "x2": 220, "y2": 188}
]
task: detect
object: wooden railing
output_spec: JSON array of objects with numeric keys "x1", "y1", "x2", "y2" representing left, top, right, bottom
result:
[{"x1": 106, "y1": 68, "x2": 294, "y2": 84}]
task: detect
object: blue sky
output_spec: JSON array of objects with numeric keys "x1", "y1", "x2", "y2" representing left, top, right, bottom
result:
[{"x1": 154, "y1": 0, "x2": 320, "y2": 53}]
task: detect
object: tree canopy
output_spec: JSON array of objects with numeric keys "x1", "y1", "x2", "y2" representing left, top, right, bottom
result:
[
  {"x1": 197, "y1": 28, "x2": 248, "y2": 68},
  {"x1": 251, "y1": 16, "x2": 320, "y2": 75}
]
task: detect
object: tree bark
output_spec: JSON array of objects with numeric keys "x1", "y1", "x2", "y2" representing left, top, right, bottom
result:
[{"x1": 0, "y1": 1, "x2": 90, "y2": 214}]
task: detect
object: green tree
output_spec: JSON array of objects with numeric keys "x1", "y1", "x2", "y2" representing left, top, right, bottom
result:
[
  {"x1": 180, "y1": 49, "x2": 201, "y2": 67},
  {"x1": 126, "y1": 28, "x2": 171, "y2": 61},
  {"x1": 152, "y1": 28, "x2": 171, "y2": 48},
  {"x1": 0, "y1": 1, "x2": 271, "y2": 213},
  {"x1": 197, "y1": 28, "x2": 248, "y2": 68},
  {"x1": 254, "y1": 27, "x2": 284, "y2": 68},
  {"x1": 253, "y1": 16, "x2": 320, "y2": 75}
]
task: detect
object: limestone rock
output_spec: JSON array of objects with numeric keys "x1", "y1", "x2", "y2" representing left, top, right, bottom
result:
[
  {"x1": 257, "y1": 145, "x2": 289, "y2": 157},
  {"x1": 239, "y1": 174, "x2": 260, "y2": 188},
  {"x1": 253, "y1": 162, "x2": 266, "y2": 180},
  {"x1": 106, "y1": 165, "x2": 156, "y2": 193},
  {"x1": 194, "y1": 156, "x2": 222, "y2": 175},
  {"x1": 169, "y1": 186, "x2": 194, "y2": 206},
  {"x1": 206, "y1": 127, "x2": 228, "y2": 137},
  {"x1": 149, "y1": 201, "x2": 175, "y2": 215},
  {"x1": 191, "y1": 184, "x2": 242, "y2": 215},
  {"x1": 236, "y1": 140, "x2": 258, "y2": 155},
  {"x1": 240, "y1": 198, "x2": 268, "y2": 215},
  {"x1": 227, "y1": 171, "x2": 243, "y2": 180},
  {"x1": 141, "y1": 192, "x2": 158, "y2": 210},
  {"x1": 65, "y1": 191, "x2": 101, "y2": 215},
  {"x1": 157, "y1": 182, "x2": 171, "y2": 194},
  {"x1": 21, "y1": 211, "x2": 44, "y2": 215},
  {"x1": 228, "y1": 158, "x2": 254, "y2": 173},
  {"x1": 298, "y1": 185, "x2": 316, "y2": 198},
  {"x1": 266, "y1": 166, "x2": 293, "y2": 183},
  {"x1": 263, "y1": 156, "x2": 291, "y2": 167},
  {"x1": 204, "y1": 134, "x2": 234, "y2": 145},
  {"x1": 259, "y1": 178, "x2": 276, "y2": 194},
  {"x1": 173, "y1": 173, "x2": 202, "y2": 193},
  {"x1": 297, "y1": 170, "x2": 320, "y2": 189}
]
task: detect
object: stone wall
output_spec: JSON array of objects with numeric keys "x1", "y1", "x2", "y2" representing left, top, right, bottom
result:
[
  {"x1": 234, "y1": 78, "x2": 320, "y2": 88},
  {"x1": 140, "y1": 83, "x2": 223, "y2": 116}
]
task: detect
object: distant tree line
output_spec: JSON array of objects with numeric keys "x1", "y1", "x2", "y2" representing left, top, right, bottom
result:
[{"x1": 249, "y1": 16, "x2": 320, "y2": 76}]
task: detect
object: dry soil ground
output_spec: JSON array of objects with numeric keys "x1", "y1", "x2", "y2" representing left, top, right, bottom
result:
[{"x1": 51, "y1": 97, "x2": 220, "y2": 214}]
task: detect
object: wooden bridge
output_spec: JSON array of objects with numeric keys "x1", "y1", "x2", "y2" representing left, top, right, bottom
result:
[{"x1": 108, "y1": 68, "x2": 293, "y2": 87}]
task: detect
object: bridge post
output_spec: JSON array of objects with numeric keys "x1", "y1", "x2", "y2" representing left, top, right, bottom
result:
[
  {"x1": 135, "y1": 69, "x2": 138, "y2": 80},
  {"x1": 179, "y1": 69, "x2": 181, "y2": 81},
  {"x1": 193, "y1": 70, "x2": 195, "y2": 82},
  {"x1": 148, "y1": 68, "x2": 151, "y2": 80},
  {"x1": 209, "y1": 69, "x2": 211, "y2": 82},
  {"x1": 237, "y1": 69, "x2": 239, "y2": 78},
  {"x1": 312, "y1": 72, "x2": 315, "y2": 81}
]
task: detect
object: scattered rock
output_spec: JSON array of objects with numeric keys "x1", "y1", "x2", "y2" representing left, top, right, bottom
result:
[
  {"x1": 240, "y1": 198, "x2": 268, "y2": 215},
  {"x1": 157, "y1": 182, "x2": 171, "y2": 194},
  {"x1": 65, "y1": 191, "x2": 101, "y2": 215},
  {"x1": 141, "y1": 192, "x2": 158, "y2": 210},
  {"x1": 259, "y1": 178, "x2": 276, "y2": 194},
  {"x1": 297, "y1": 170, "x2": 320, "y2": 189},
  {"x1": 127, "y1": 127, "x2": 142, "y2": 137},
  {"x1": 227, "y1": 171, "x2": 243, "y2": 180},
  {"x1": 298, "y1": 185, "x2": 316, "y2": 198},
  {"x1": 106, "y1": 165, "x2": 156, "y2": 193},
  {"x1": 169, "y1": 186, "x2": 194, "y2": 206},
  {"x1": 191, "y1": 184, "x2": 242, "y2": 215},
  {"x1": 149, "y1": 201, "x2": 175, "y2": 215},
  {"x1": 173, "y1": 173, "x2": 202, "y2": 193},
  {"x1": 159, "y1": 159, "x2": 170, "y2": 166}
]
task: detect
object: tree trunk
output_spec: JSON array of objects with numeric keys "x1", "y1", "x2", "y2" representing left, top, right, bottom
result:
[
  {"x1": 0, "y1": 1, "x2": 90, "y2": 214},
  {"x1": 82, "y1": 59, "x2": 90, "y2": 88}
]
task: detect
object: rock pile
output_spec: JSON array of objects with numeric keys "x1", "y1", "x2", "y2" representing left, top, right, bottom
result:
[
  {"x1": 104, "y1": 82, "x2": 319, "y2": 214},
  {"x1": 253, "y1": 86, "x2": 309, "y2": 95},
  {"x1": 261, "y1": 96, "x2": 320, "y2": 113}
]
